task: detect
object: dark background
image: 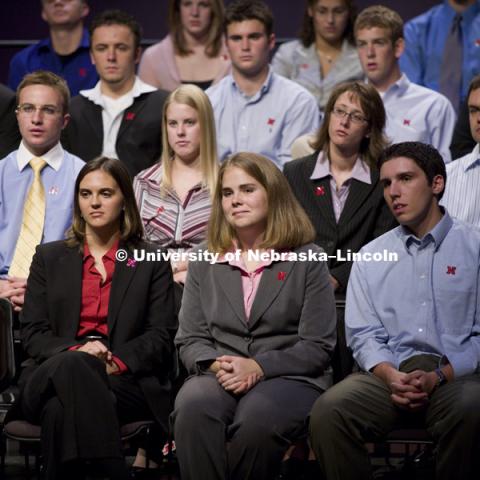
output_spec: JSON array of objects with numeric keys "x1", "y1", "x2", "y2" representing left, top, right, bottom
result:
[{"x1": 0, "y1": 0, "x2": 440, "y2": 85}]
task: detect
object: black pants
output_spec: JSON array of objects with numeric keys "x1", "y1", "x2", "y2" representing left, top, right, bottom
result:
[{"x1": 20, "y1": 351, "x2": 152, "y2": 479}]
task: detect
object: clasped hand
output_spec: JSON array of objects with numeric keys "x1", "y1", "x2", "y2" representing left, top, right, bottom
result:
[
  {"x1": 388, "y1": 369, "x2": 438, "y2": 411},
  {"x1": 77, "y1": 340, "x2": 119, "y2": 375},
  {"x1": 0, "y1": 277, "x2": 27, "y2": 312},
  {"x1": 214, "y1": 355, "x2": 264, "y2": 395}
]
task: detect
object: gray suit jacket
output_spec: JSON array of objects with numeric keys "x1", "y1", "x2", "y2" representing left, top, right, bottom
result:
[{"x1": 175, "y1": 243, "x2": 337, "y2": 391}]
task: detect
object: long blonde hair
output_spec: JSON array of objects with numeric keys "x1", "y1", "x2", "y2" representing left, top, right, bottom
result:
[
  {"x1": 208, "y1": 152, "x2": 315, "y2": 253},
  {"x1": 160, "y1": 84, "x2": 218, "y2": 195}
]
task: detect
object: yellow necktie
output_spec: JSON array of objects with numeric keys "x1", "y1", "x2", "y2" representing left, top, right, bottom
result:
[{"x1": 9, "y1": 157, "x2": 47, "y2": 278}]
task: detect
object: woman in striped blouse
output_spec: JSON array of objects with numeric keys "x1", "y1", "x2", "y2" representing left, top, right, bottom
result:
[{"x1": 133, "y1": 84, "x2": 218, "y2": 288}]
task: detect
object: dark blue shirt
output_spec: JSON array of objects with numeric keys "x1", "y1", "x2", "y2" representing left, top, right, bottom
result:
[{"x1": 8, "y1": 29, "x2": 98, "y2": 96}]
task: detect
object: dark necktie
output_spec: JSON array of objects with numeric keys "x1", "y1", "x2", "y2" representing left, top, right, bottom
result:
[{"x1": 439, "y1": 14, "x2": 463, "y2": 113}]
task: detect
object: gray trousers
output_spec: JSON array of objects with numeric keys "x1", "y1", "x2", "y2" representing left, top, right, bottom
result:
[
  {"x1": 309, "y1": 368, "x2": 480, "y2": 480},
  {"x1": 172, "y1": 374, "x2": 321, "y2": 480}
]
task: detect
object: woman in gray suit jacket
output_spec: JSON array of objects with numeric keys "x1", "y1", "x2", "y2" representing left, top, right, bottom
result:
[{"x1": 173, "y1": 152, "x2": 337, "y2": 480}]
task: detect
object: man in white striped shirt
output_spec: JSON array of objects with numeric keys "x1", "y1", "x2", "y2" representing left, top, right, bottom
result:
[{"x1": 442, "y1": 76, "x2": 480, "y2": 227}]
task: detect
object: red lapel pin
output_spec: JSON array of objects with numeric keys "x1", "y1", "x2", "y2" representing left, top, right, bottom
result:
[
  {"x1": 125, "y1": 112, "x2": 136, "y2": 121},
  {"x1": 403, "y1": 119, "x2": 411, "y2": 126},
  {"x1": 278, "y1": 271, "x2": 286, "y2": 281},
  {"x1": 446, "y1": 265, "x2": 456, "y2": 275},
  {"x1": 78, "y1": 67, "x2": 87, "y2": 77},
  {"x1": 267, "y1": 117, "x2": 275, "y2": 126},
  {"x1": 315, "y1": 186, "x2": 325, "y2": 196}
]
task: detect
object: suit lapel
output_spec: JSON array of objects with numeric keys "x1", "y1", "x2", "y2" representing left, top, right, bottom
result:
[
  {"x1": 248, "y1": 260, "x2": 296, "y2": 329},
  {"x1": 216, "y1": 264, "x2": 248, "y2": 325},
  {"x1": 303, "y1": 157, "x2": 337, "y2": 228},
  {"x1": 107, "y1": 246, "x2": 137, "y2": 336},
  {"x1": 81, "y1": 100, "x2": 103, "y2": 146},
  {"x1": 337, "y1": 168, "x2": 379, "y2": 226},
  {"x1": 58, "y1": 247, "x2": 83, "y2": 338},
  {"x1": 117, "y1": 94, "x2": 148, "y2": 139}
]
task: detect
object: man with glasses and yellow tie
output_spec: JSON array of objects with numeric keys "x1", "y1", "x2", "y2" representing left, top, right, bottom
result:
[{"x1": 0, "y1": 71, "x2": 84, "y2": 312}]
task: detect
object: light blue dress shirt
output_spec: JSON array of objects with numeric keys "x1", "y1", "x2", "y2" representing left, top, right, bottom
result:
[
  {"x1": 0, "y1": 143, "x2": 85, "y2": 277},
  {"x1": 400, "y1": 0, "x2": 480, "y2": 103},
  {"x1": 380, "y1": 74, "x2": 456, "y2": 163},
  {"x1": 206, "y1": 68, "x2": 320, "y2": 169},
  {"x1": 346, "y1": 211, "x2": 480, "y2": 378}
]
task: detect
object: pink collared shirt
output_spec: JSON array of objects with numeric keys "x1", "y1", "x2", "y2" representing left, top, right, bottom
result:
[{"x1": 217, "y1": 250, "x2": 274, "y2": 321}]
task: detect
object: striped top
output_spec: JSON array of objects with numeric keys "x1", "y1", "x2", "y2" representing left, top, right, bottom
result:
[
  {"x1": 441, "y1": 144, "x2": 480, "y2": 227},
  {"x1": 133, "y1": 163, "x2": 212, "y2": 251}
]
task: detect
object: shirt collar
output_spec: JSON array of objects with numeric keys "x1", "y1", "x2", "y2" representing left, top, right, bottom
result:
[
  {"x1": 463, "y1": 143, "x2": 480, "y2": 171},
  {"x1": 399, "y1": 208, "x2": 453, "y2": 251},
  {"x1": 310, "y1": 150, "x2": 371, "y2": 184},
  {"x1": 444, "y1": 0, "x2": 480, "y2": 21},
  {"x1": 383, "y1": 73, "x2": 410, "y2": 97},
  {"x1": 83, "y1": 238, "x2": 120, "y2": 261},
  {"x1": 39, "y1": 28, "x2": 90, "y2": 53},
  {"x1": 80, "y1": 76, "x2": 156, "y2": 106},
  {"x1": 231, "y1": 66, "x2": 273, "y2": 100},
  {"x1": 140, "y1": 163, "x2": 204, "y2": 193},
  {"x1": 16, "y1": 141, "x2": 64, "y2": 172}
]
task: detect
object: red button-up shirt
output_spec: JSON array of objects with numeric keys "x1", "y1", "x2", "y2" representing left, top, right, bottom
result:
[{"x1": 70, "y1": 240, "x2": 127, "y2": 374}]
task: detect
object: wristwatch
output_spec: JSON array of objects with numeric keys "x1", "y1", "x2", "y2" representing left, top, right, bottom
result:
[{"x1": 434, "y1": 368, "x2": 448, "y2": 390}]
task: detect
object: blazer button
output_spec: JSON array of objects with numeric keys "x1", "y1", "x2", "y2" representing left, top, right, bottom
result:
[{"x1": 243, "y1": 335, "x2": 251, "y2": 342}]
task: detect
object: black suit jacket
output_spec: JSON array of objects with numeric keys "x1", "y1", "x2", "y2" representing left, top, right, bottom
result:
[
  {"x1": 284, "y1": 152, "x2": 397, "y2": 291},
  {"x1": 19, "y1": 240, "x2": 176, "y2": 430},
  {"x1": 62, "y1": 89, "x2": 169, "y2": 177},
  {"x1": 0, "y1": 84, "x2": 20, "y2": 159}
]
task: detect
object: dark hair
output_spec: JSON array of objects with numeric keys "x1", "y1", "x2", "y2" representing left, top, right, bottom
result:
[
  {"x1": 17, "y1": 70, "x2": 70, "y2": 115},
  {"x1": 225, "y1": 0, "x2": 274, "y2": 36},
  {"x1": 467, "y1": 74, "x2": 480, "y2": 102},
  {"x1": 168, "y1": 0, "x2": 225, "y2": 57},
  {"x1": 89, "y1": 9, "x2": 142, "y2": 50},
  {"x1": 311, "y1": 81, "x2": 388, "y2": 169},
  {"x1": 378, "y1": 142, "x2": 447, "y2": 200},
  {"x1": 354, "y1": 5, "x2": 404, "y2": 44},
  {"x1": 66, "y1": 157, "x2": 144, "y2": 248},
  {"x1": 300, "y1": 0, "x2": 357, "y2": 47}
]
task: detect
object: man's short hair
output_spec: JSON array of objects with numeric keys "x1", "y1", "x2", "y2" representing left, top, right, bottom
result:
[
  {"x1": 354, "y1": 5, "x2": 404, "y2": 44},
  {"x1": 467, "y1": 75, "x2": 480, "y2": 101},
  {"x1": 89, "y1": 9, "x2": 142, "y2": 50},
  {"x1": 225, "y1": 0, "x2": 274, "y2": 36},
  {"x1": 16, "y1": 70, "x2": 70, "y2": 115},
  {"x1": 378, "y1": 142, "x2": 447, "y2": 200}
]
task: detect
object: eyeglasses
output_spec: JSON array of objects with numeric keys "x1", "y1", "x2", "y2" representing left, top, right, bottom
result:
[
  {"x1": 331, "y1": 107, "x2": 368, "y2": 124},
  {"x1": 16, "y1": 104, "x2": 62, "y2": 117}
]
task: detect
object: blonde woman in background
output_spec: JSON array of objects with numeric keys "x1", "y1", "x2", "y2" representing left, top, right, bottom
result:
[{"x1": 134, "y1": 84, "x2": 218, "y2": 293}]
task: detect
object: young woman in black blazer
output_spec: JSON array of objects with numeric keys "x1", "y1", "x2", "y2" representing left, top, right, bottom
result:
[
  {"x1": 13, "y1": 157, "x2": 176, "y2": 480},
  {"x1": 284, "y1": 81, "x2": 397, "y2": 293}
]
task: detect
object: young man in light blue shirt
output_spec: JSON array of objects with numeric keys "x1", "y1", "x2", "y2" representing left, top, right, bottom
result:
[
  {"x1": 0, "y1": 71, "x2": 84, "y2": 311},
  {"x1": 310, "y1": 141, "x2": 480, "y2": 480},
  {"x1": 206, "y1": 0, "x2": 320, "y2": 169}
]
